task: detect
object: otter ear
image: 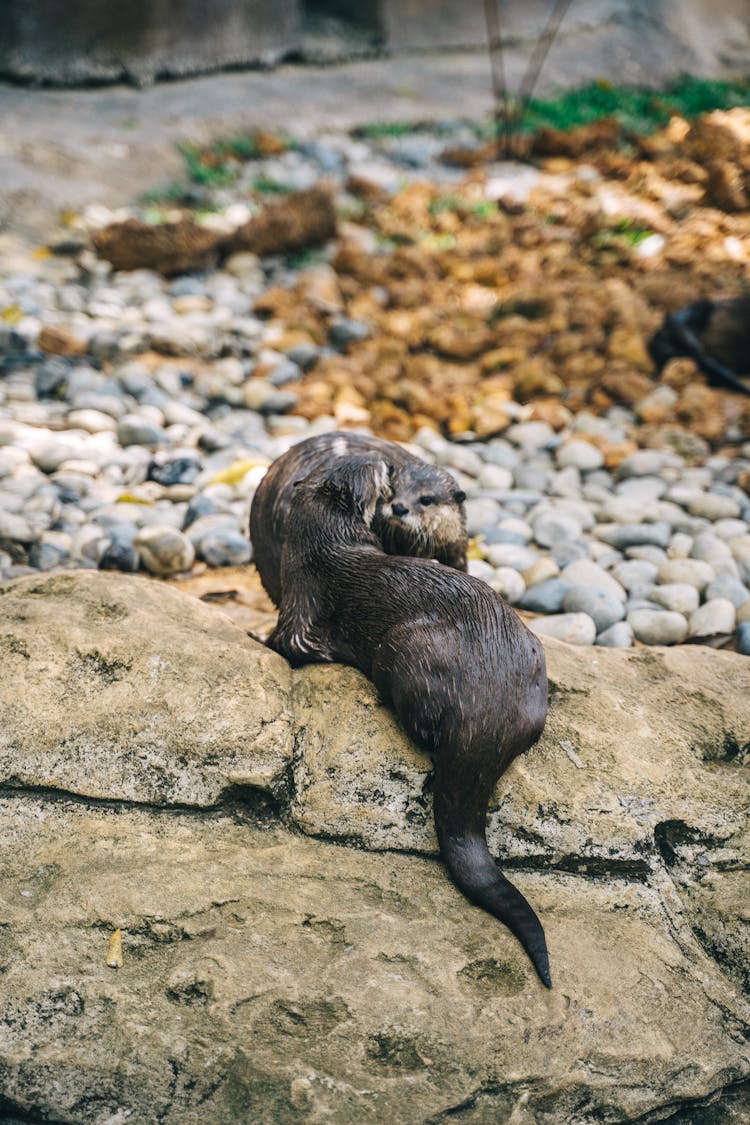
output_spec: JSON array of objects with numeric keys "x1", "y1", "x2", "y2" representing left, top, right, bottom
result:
[{"x1": 454, "y1": 489, "x2": 467, "y2": 505}]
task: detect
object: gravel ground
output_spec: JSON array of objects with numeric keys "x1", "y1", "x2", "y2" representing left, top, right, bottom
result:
[{"x1": 1, "y1": 124, "x2": 749, "y2": 654}]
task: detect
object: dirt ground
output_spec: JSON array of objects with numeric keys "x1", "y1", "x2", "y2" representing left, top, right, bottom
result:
[{"x1": 0, "y1": 53, "x2": 498, "y2": 241}]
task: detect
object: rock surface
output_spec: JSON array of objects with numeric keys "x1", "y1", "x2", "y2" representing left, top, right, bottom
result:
[{"x1": 0, "y1": 570, "x2": 749, "y2": 1124}]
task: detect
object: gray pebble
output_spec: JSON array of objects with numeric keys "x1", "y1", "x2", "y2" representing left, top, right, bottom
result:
[
  {"x1": 519, "y1": 578, "x2": 571, "y2": 614},
  {"x1": 485, "y1": 543, "x2": 539, "y2": 571},
  {"x1": 199, "y1": 529, "x2": 253, "y2": 567},
  {"x1": 532, "y1": 510, "x2": 582, "y2": 549},
  {"x1": 688, "y1": 598, "x2": 736, "y2": 638},
  {"x1": 687, "y1": 493, "x2": 741, "y2": 520},
  {"x1": 690, "y1": 531, "x2": 740, "y2": 578},
  {"x1": 610, "y1": 559, "x2": 659, "y2": 591},
  {"x1": 551, "y1": 539, "x2": 589, "y2": 567},
  {"x1": 595, "y1": 621, "x2": 634, "y2": 648},
  {"x1": 28, "y1": 540, "x2": 69, "y2": 571},
  {"x1": 285, "y1": 343, "x2": 320, "y2": 372},
  {"x1": 505, "y1": 421, "x2": 555, "y2": 451},
  {"x1": 134, "y1": 525, "x2": 195, "y2": 576},
  {"x1": 477, "y1": 464, "x2": 514, "y2": 491},
  {"x1": 529, "y1": 612, "x2": 596, "y2": 645},
  {"x1": 705, "y1": 575, "x2": 750, "y2": 608},
  {"x1": 624, "y1": 545, "x2": 669, "y2": 566},
  {"x1": 556, "y1": 440, "x2": 604, "y2": 471},
  {"x1": 118, "y1": 414, "x2": 167, "y2": 447},
  {"x1": 328, "y1": 317, "x2": 371, "y2": 350},
  {"x1": 656, "y1": 558, "x2": 716, "y2": 591},
  {"x1": 650, "y1": 583, "x2": 700, "y2": 615},
  {"x1": 737, "y1": 621, "x2": 750, "y2": 656},
  {"x1": 596, "y1": 523, "x2": 671, "y2": 550},
  {"x1": 464, "y1": 497, "x2": 502, "y2": 537},
  {"x1": 562, "y1": 587, "x2": 625, "y2": 632},
  {"x1": 560, "y1": 558, "x2": 627, "y2": 602},
  {"x1": 617, "y1": 450, "x2": 678, "y2": 479},
  {"x1": 98, "y1": 540, "x2": 140, "y2": 572},
  {"x1": 0, "y1": 510, "x2": 41, "y2": 543},
  {"x1": 628, "y1": 608, "x2": 688, "y2": 646},
  {"x1": 488, "y1": 567, "x2": 525, "y2": 604}
]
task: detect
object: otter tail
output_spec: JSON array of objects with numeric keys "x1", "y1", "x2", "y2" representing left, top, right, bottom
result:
[{"x1": 433, "y1": 760, "x2": 551, "y2": 989}]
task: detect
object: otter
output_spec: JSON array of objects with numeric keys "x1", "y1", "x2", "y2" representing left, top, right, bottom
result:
[
  {"x1": 249, "y1": 432, "x2": 468, "y2": 607},
  {"x1": 268, "y1": 454, "x2": 551, "y2": 988},
  {"x1": 649, "y1": 296, "x2": 750, "y2": 396}
]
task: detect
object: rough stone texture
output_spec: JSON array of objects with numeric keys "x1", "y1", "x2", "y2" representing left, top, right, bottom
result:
[
  {"x1": 0, "y1": 571, "x2": 293, "y2": 805},
  {"x1": 0, "y1": 0, "x2": 300, "y2": 85},
  {"x1": 0, "y1": 571, "x2": 749, "y2": 1123}
]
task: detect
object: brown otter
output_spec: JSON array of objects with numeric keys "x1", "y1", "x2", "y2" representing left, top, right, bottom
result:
[
  {"x1": 249, "y1": 432, "x2": 468, "y2": 607},
  {"x1": 268, "y1": 454, "x2": 551, "y2": 988}
]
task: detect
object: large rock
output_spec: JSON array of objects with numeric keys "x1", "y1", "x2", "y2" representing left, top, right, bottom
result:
[
  {"x1": 0, "y1": 571, "x2": 293, "y2": 805},
  {"x1": 1, "y1": 797, "x2": 748, "y2": 1125},
  {"x1": 0, "y1": 570, "x2": 748, "y2": 1122}
]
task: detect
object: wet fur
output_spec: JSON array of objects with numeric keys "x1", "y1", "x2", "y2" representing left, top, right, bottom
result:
[
  {"x1": 268, "y1": 455, "x2": 551, "y2": 987},
  {"x1": 249, "y1": 432, "x2": 468, "y2": 606}
]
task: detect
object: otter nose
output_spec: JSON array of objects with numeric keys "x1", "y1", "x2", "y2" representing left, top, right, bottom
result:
[{"x1": 392, "y1": 502, "x2": 409, "y2": 517}]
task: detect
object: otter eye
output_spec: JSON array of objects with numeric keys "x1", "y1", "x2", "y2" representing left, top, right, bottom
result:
[
  {"x1": 419, "y1": 495, "x2": 435, "y2": 506},
  {"x1": 454, "y1": 490, "x2": 466, "y2": 504}
]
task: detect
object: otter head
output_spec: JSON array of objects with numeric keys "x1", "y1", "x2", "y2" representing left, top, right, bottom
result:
[
  {"x1": 315, "y1": 454, "x2": 393, "y2": 527},
  {"x1": 375, "y1": 461, "x2": 467, "y2": 558}
]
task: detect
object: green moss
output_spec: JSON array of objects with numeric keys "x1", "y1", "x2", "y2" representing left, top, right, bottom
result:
[{"x1": 523, "y1": 76, "x2": 750, "y2": 135}]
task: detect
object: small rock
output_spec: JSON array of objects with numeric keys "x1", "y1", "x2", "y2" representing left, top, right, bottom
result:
[
  {"x1": 328, "y1": 317, "x2": 371, "y2": 350},
  {"x1": 99, "y1": 540, "x2": 140, "y2": 572},
  {"x1": 134, "y1": 526, "x2": 195, "y2": 576},
  {"x1": 529, "y1": 613, "x2": 596, "y2": 645},
  {"x1": 556, "y1": 440, "x2": 604, "y2": 471},
  {"x1": 118, "y1": 415, "x2": 167, "y2": 447},
  {"x1": 477, "y1": 464, "x2": 514, "y2": 491},
  {"x1": 704, "y1": 575, "x2": 750, "y2": 607},
  {"x1": 0, "y1": 511, "x2": 41, "y2": 543},
  {"x1": 690, "y1": 532, "x2": 740, "y2": 578},
  {"x1": 617, "y1": 450, "x2": 680, "y2": 479},
  {"x1": 596, "y1": 523, "x2": 671, "y2": 550},
  {"x1": 199, "y1": 529, "x2": 253, "y2": 567},
  {"x1": 488, "y1": 567, "x2": 525, "y2": 604},
  {"x1": 560, "y1": 558, "x2": 627, "y2": 603},
  {"x1": 650, "y1": 584, "x2": 700, "y2": 615},
  {"x1": 563, "y1": 587, "x2": 625, "y2": 632},
  {"x1": 148, "y1": 456, "x2": 202, "y2": 487},
  {"x1": 737, "y1": 621, "x2": 750, "y2": 655},
  {"x1": 532, "y1": 510, "x2": 582, "y2": 549},
  {"x1": 485, "y1": 543, "x2": 539, "y2": 571},
  {"x1": 628, "y1": 609, "x2": 688, "y2": 646},
  {"x1": 688, "y1": 598, "x2": 736, "y2": 639},
  {"x1": 463, "y1": 497, "x2": 502, "y2": 537},
  {"x1": 551, "y1": 539, "x2": 590, "y2": 567},
  {"x1": 610, "y1": 560, "x2": 659, "y2": 591},
  {"x1": 505, "y1": 421, "x2": 555, "y2": 451},
  {"x1": 738, "y1": 598, "x2": 750, "y2": 624},
  {"x1": 687, "y1": 493, "x2": 741, "y2": 520},
  {"x1": 657, "y1": 559, "x2": 716, "y2": 592},
  {"x1": 519, "y1": 577, "x2": 571, "y2": 614},
  {"x1": 595, "y1": 621, "x2": 634, "y2": 648},
  {"x1": 523, "y1": 558, "x2": 560, "y2": 587},
  {"x1": 467, "y1": 559, "x2": 495, "y2": 582}
]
